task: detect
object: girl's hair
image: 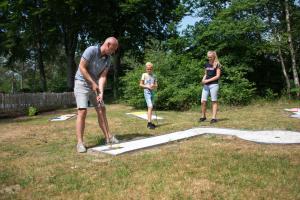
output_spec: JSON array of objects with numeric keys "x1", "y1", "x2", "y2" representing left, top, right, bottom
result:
[
  {"x1": 207, "y1": 51, "x2": 221, "y2": 68},
  {"x1": 145, "y1": 62, "x2": 153, "y2": 67}
]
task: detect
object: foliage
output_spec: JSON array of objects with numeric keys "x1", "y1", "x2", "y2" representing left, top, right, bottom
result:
[
  {"x1": 28, "y1": 106, "x2": 38, "y2": 116},
  {"x1": 183, "y1": 0, "x2": 300, "y2": 98},
  {"x1": 218, "y1": 56, "x2": 256, "y2": 105},
  {"x1": 121, "y1": 40, "x2": 202, "y2": 110},
  {"x1": 1, "y1": 0, "x2": 184, "y2": 92},
  {"x1": 263, "y1": 88, "x2": 279, "y2": 101},
  {"x1": 121, "y1": 41, "x2": 256, "y2": 109}
]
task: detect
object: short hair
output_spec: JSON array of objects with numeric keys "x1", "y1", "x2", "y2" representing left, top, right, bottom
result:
[
  {"x1": 104, "y1": 37, "x2": 119, "y2": 47},
  {"x1": 145, "y1": 62, "x2": 153, "y2": 67}
]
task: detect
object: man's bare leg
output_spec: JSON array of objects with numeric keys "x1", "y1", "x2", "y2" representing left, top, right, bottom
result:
[
  {"x1": 76, "y1": 108, "x2": 87, "y2": 144},
  {"x1": 95, "y1": 106, "x2": 111, "y2": 143}
]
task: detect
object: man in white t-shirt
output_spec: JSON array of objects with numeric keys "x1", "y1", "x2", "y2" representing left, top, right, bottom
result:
[{"x1": 139, "y1": 62, "x2": 158, "y2": 129}]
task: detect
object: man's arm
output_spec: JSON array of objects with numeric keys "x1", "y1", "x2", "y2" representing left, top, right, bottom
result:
[
  {"x1": 79, "y1": 58, "x2": 98, "y2": 92},
  {"x1": 97, "y1": 68, "x2": 109, "y2": 103}
]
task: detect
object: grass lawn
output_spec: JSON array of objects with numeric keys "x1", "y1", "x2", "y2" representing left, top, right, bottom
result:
[{"x1": 0, "y1": 99, "x2": 300, "y2": 199}]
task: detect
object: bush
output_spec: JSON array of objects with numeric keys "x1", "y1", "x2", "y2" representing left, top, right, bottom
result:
[
  {"x1": 121, "y1": 42, "x2": 257, "y2": 110},
  {"x1": 219, "y1": 66, "x2": 256, "y2": 105},
  {"x1": 263, "y1": 88, "x2": 278, "y2": 100},
  {"x1": 28, "y1": 106, "x2": 38, "y2": 116},
  {"x1": 121, "y1": 48, "x2": 202, "y2": 110}
]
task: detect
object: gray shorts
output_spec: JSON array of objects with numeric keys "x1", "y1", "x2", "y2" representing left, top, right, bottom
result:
[
  {"x1": 74, "y1": 80, "x2": 98, "y2": 108},
  {"x1": 201, "y1": 84, "x2": 219, "y2": 102}
]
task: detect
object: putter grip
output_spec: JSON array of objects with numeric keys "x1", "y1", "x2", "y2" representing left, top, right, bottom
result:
[{"x1": 95, "y1": 91, "x2": 104, "y2": 107}]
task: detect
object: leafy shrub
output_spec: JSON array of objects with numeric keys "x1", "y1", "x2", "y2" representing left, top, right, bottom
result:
[
  {"x1": 28, "y1": 106, "x2": 38, "y2": 116},
  {"x1": 121, "y1": 47, "x2": 202, "y2": 110},
  {"x1": 219, "y1": 64, "x2": 256, "y2": 105},
  {"x1": 263, "y1": 88, "x2": 278, "y2": 100},
  {"x1": 121, "y1": 42, "x2": 256, "y2": 110}
]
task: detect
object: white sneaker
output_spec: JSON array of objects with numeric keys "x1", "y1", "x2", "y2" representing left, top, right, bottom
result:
[
  {"x1": 109, "y1": 135, "x2": 119, "y2": 144},
  {"x1": 76, "y1": 143, "x2": 87, "y2": 153}
]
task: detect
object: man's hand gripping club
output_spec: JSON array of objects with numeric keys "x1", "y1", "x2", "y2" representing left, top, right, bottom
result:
[{"x1": 95, "y1": 90, "x2": 105, "y2": 107}]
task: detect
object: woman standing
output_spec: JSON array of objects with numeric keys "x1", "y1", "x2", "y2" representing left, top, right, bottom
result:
[{"x1": 199, "y1": 51, "x2": 221, "y2": 123}]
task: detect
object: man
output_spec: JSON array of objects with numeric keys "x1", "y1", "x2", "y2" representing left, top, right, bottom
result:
[{"x1": 74, "y1": 37, "x2": 119, "y2": 153}]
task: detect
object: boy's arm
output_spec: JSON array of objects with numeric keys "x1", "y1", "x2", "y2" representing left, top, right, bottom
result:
[
  {"x1": 140, "y1": 80, "x2": 150, "y2": 89},
  {"x1": 153, "y1": 78, "x2": 158, "y2": 89}
]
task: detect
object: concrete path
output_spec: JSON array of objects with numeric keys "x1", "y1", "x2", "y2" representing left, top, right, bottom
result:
[{"x1": 89, "y1": 127, "x2": 300, "y2": 155}]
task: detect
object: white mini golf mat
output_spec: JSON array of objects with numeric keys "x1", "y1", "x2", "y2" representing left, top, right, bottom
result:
[
  {"x1": 90, "y1": 127, "x2": 300, "y2": 155},
  {"x1": 126, "y1": 111, "x2": 163, "y2": 120}
]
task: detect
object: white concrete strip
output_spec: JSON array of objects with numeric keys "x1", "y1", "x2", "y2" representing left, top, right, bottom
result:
[
  {"x1": 284, "y1": 108, "x2": 300, "y2": 112},
  {"x1": 126, "y1": 112, "x2": 163, "y2": 120},
  {"x1": 290, "y1": 111, "x2": 300, "y2": 119},
  {"x1": 50, "y1": 114, "x2": 76, "y2": 121},
  {"x1": 89, "y1": 128, "x2": 300, "y2": 155}
]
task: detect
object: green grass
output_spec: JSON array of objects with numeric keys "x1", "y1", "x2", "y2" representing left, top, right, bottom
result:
[{"x1": 0, "y1": 99, "x2": 300, "y2": 199}]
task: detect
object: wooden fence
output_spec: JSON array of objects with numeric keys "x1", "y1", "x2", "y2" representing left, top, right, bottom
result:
[{"x1": 0, "y1": 92, "x2": 76, "y2": 117}]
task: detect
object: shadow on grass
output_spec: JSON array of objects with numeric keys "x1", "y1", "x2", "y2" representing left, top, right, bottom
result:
[
  {"x1": 217, "y1": 118, "x2": 229, "y2": 122},
  {"x1": 0, "y1": 116, "x2": 38, "y2": 124},
  {"x1": 153, "y1": 122, "x2": 172, "y2": 128},
  {"x1": 198, "y1": 118, "x2": 229, "y2": 124},
  {"x1": 87, "y1": 133, "x2": 154, "y2": 148}
]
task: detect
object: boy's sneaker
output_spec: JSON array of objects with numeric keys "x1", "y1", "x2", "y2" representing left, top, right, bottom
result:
[
  {"x1": 150, "y1": 122, "x2": 156, "y2": 128},
  {"x1": 210, "y1": 118, "x2": 218, "y2": 124},
  {"x1": 77, "y1": 143, "x2": 87, "y2": 153},
  {"x1": 147, "y1": 122, "x2": 155, "y2": 129},
  {"x1": 198, "y1": 117, "x2": 206, "y2": 122}
]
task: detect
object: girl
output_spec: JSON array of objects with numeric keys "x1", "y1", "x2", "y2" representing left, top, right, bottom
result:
[{"x1": 199, "y1": 51, "x2": 221, "y2": 123}]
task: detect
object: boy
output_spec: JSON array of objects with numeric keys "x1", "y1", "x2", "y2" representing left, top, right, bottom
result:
[{"x1": 139, "y1": 62, "x2": 158, "y2": 129}]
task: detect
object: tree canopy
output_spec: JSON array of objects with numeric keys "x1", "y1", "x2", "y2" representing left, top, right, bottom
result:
[{"x1": 0, "y1": 0, "x2": 299, "y2": 107}]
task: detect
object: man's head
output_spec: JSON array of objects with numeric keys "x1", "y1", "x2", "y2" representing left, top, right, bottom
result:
[{"x1": 101, "y1": 37, "x2": 119, "y2": 56}]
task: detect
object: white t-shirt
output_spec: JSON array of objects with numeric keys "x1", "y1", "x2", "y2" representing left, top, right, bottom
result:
[{"x1": 141, "y1": 73, "x2": 157, "y2": 92}]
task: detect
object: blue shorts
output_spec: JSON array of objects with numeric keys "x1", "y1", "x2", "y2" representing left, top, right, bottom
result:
[
  {"x1": 74, "y1": 80, "x2": 99, "y2": 108},
  {"x1": 144, "y1": 90, "x2": 154, "y2": 108},
  {"x1": 201, "y1": 84, "x2": 219, "y2": 102}
]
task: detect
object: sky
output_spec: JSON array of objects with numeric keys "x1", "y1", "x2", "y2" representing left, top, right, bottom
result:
[{"x1": 178, "y1": 15, "x2": 200, "y2": 32}]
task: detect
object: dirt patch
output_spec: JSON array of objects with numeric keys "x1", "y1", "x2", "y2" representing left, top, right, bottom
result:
[{"x1": 0, "y1": 184, "x2": 21, "y2": 195}]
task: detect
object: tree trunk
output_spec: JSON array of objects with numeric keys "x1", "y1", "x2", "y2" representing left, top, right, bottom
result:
[
  {"x1": 63, "y1": 25, "x2": 78, "y2": 91},
  {"x1": 284, "y1": 0, "x2": 300, "y2": 97},
  {"x1": 278, "y1": 45, "x2": 291, "y2": 97},
  {"x1": 266, "y1": 6, "x2": 291, "y2": 97},
  {"x1": 66, "y1": 52, "x2": 77, "y2": 91},
  {"x1": 35, "y1": 0, "x2": 47, "y2": 92},
  {"x1": 112, "y1": 49, "x2": 121, "y2": 99},
  {"x1": 11, "y1": 73, "x2": 16, "y2": 93},
  {"x1": 37, "y1": 42, "x2": 47, "y2": 91},
  {"x1": 21, "y1": 61, "x2": 24, "y2": 90}
]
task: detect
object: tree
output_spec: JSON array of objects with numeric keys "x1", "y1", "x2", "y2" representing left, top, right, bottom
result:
[
  {"x1": 284, "y1": 0, "x2": 300, "y2": 97},
  {"x1": 1, "y1": 0, "x2": 59, "y2": 92},
  {"x1": 183, "y1": 0, "x2": 300, "y2": 97},
  {"x1": 89, "y1": 0, "x2": 185, "y2": 98}
]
